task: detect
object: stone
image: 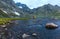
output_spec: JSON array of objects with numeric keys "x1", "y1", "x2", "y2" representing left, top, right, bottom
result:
[
  {"x1": 32, "y1": 33, "x2": 37, "y2": 36},
  {"x1": 46, "y1": 23, "x2": 58, "y2": 29},
  {"x1": 22, "y1": 33, "x2": 30, "y2": 38},
  {"x1": 0, "y1": 25, "x2": 6, "y2": 28}
]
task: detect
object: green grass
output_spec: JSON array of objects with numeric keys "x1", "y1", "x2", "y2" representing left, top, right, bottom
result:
[{"x1": 0, "y1": 18, "x2": 30, "y2": 25}]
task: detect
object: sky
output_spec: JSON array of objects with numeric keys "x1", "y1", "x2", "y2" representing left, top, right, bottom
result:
[{"x1": 13, "y1": 0, "x2": 60, "y2": 9}]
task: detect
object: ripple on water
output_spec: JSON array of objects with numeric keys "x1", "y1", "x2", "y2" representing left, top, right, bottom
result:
[{"x1": 4, "y1": 19, "x2": 60, "y2": 39}]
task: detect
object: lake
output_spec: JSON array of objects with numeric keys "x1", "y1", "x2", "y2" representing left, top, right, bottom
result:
[{"x1": 1, "y1": 18, "x2": 60, "y2": 39}]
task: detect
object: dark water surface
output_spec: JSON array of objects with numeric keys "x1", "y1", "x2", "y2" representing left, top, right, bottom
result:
[{"x1": 1, "y1": 18, "x2": 60, "y2": 39}]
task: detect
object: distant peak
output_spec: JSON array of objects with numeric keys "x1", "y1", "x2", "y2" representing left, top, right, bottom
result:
[
  {"x1": 43, "y1": 4, "x2": 53, "y2": 7},
  {"x1": 55, "y1": 5, "x2": 60, "y2": 7}
]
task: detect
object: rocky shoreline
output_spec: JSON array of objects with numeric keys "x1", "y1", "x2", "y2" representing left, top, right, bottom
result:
[{"x1": 0, "y1": 20, "x2": 16, "y2": 39}]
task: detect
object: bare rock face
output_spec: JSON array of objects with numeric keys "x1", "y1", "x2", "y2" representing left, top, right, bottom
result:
[{"x1": 46, "y1": 23, "x2": 58, "y2": 29}]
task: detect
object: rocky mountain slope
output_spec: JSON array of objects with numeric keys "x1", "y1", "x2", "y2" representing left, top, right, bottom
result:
[
  {"x1": 32, "y1": 4, "x2": 60, "y2": 18},
  {"x1": 0, "y1": 0, "x2": 60, "y2": 18},
  {"x1": 0, "y1": 0, "x2": 28, "y2": 18},
  {"x1": 16, "y1": 2, "x2": 34, "y2": 14}
]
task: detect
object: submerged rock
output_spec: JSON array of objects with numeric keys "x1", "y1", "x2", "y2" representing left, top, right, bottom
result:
[
  {"x1": 22, "y1": 33, "x2": 30, "y2": 38},
  {"x1": 46, "y1": 23, "x2": 58, "y2": 29},
  {"x1": 32, "y1": 33, "x2": 37, "y2": 36}
]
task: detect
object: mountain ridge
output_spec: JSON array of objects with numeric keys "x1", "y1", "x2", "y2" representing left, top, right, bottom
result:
[{"x1": 0, "y1": 0, "x2": 60, "y2": 18}]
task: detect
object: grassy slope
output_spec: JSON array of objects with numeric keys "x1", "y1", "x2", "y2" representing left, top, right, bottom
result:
[{"x1": 0, "y1": 18, "x2": 30, "y2": 25}]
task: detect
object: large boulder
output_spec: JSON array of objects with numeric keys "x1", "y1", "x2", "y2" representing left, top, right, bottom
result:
[{"x1": 46, "y1": 23, "x2": 58, "y2": 29}]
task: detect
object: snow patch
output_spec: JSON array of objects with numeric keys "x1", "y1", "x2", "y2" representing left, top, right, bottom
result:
[
  {"x1": 1, "y1": 9, "x2": 7, "y2": 14},
  {"x1": 19, "y1": 6, "x2": 23, "y2": 8},
  {"x1": 14, "y1": 12, "x2": 20, "y2": 16}
]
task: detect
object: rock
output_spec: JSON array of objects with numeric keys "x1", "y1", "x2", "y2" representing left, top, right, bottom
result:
[
  {"x1": 5, "y1": 28, "x2": 8, "y2": 30},
  {"x1": 31, "y1": 33, "x2": 37, "y2": 38},
  {"x1": 0, "y1": 25, "x2": 6, "y2": 28},
  {"x1": 22, "y1": 33, "x2": 30, "y2": 38},
  {"x1": 46, "y1": 23, "x2": 58, "y2": 29},
  {"x1": 32, "y1": 33, "x2": 37, "y2": 36}
]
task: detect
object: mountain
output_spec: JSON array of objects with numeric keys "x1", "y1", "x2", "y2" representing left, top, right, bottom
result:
[
  {"x1": 0, "y1": 0, "x2": 60, "y2": 18},
  {"x1": 16, "y1": 3, "x2": 60, "y2": 18},
  {"x1": 16, "y1": 2, "x2": 34, "y2": 14},
  {"x1": 16, "y1": 2, "x2": 30, "y2": 10},
  {"x1": 0, "y1": 0, "x2": 28, "y2": 18},
  {"x1": 33, "y1": 4, "x2": 60, "y2": 18}
]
